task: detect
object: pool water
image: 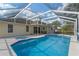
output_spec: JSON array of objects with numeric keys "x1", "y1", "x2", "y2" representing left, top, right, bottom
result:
[{"x1": 11, "y1": 34, "x2": 70, "y2": 56}]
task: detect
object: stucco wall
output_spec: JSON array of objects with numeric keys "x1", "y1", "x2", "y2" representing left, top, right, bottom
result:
[
  {"x1": 0, "y1": 21, "x2": 33, "y2": 37},
  {"x1": 0, "y1": 21, "x2": 53, "y2": 37}
]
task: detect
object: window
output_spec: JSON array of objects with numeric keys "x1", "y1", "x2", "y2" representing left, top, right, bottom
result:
[
  {"x1": 8, "y1": 24, "x2": 13, "y2": 33},
  {"x1": 26, "y1": 26, "x2": 29, "y2": 32}
]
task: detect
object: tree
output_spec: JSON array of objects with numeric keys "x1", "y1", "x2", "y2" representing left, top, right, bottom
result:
[
  {"x1": 61, "y1": 21, "x2": 74, "y2": 35},
  {"x1": 52, "y1": 20, "x2": 61, "y2": 29}
]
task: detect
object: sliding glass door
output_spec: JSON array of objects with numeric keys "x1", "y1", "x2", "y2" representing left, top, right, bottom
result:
[{"x1": 33, "y1": 27, "x2": 40, "y2": 34}]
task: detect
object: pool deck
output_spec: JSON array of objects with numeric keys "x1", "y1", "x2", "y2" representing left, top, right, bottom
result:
[
  {"x1": 0, "y1": 38, "x2": 16, "y2": 56},
  {"x1": 0, "y1": 34, "x2": 79, "y2": 56},
  {"x1": 68, "y1": 35, "x2": 79, "y2": 56}
]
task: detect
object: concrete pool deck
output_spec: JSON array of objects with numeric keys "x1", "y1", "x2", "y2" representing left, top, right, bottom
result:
[
  {"x1": 68, "y1": 36, "x2": 79, "y2": 56},
  {"x1": 0, "y1": 37, "x2": 17, "y2": 56},
  {"x1": 0, "y1": 34, "x2": 79, "y2": 56}
]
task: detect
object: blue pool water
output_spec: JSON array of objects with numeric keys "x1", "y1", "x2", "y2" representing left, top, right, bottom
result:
[{"x1": 11, "y1": 34, "x2": 70, "y2": 56}]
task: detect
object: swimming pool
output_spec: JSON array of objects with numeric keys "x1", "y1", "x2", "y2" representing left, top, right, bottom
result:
[{"x1": 11, "y1": 34, "x2": 71, "y2": 56}]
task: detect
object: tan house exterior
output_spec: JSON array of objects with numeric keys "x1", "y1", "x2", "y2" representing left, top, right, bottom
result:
[{"x1": 0, "y1": 20, "x2": 53, "y2": 37}]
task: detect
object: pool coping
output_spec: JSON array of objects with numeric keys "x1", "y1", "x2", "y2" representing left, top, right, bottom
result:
[{"x1": 9, "y1": 46, "x2": 16, "y2": 56}]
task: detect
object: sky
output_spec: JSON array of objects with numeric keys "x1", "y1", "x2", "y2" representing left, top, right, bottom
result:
[
  {"x1": 0, "y1": 3, "x2": 28, "y2": 9},
  {"x1": 0, "y1": 3, "x2": 63, "y2": 11},
  {"x1": 0, "y1": 3, "x2": 64, "y2": 22},
  {"x1": 27, "y1": 3, "x2": 63, "y2": 13},
  {"x1": 0, "y1": 3, "x2": 64, "y2": 10}
]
